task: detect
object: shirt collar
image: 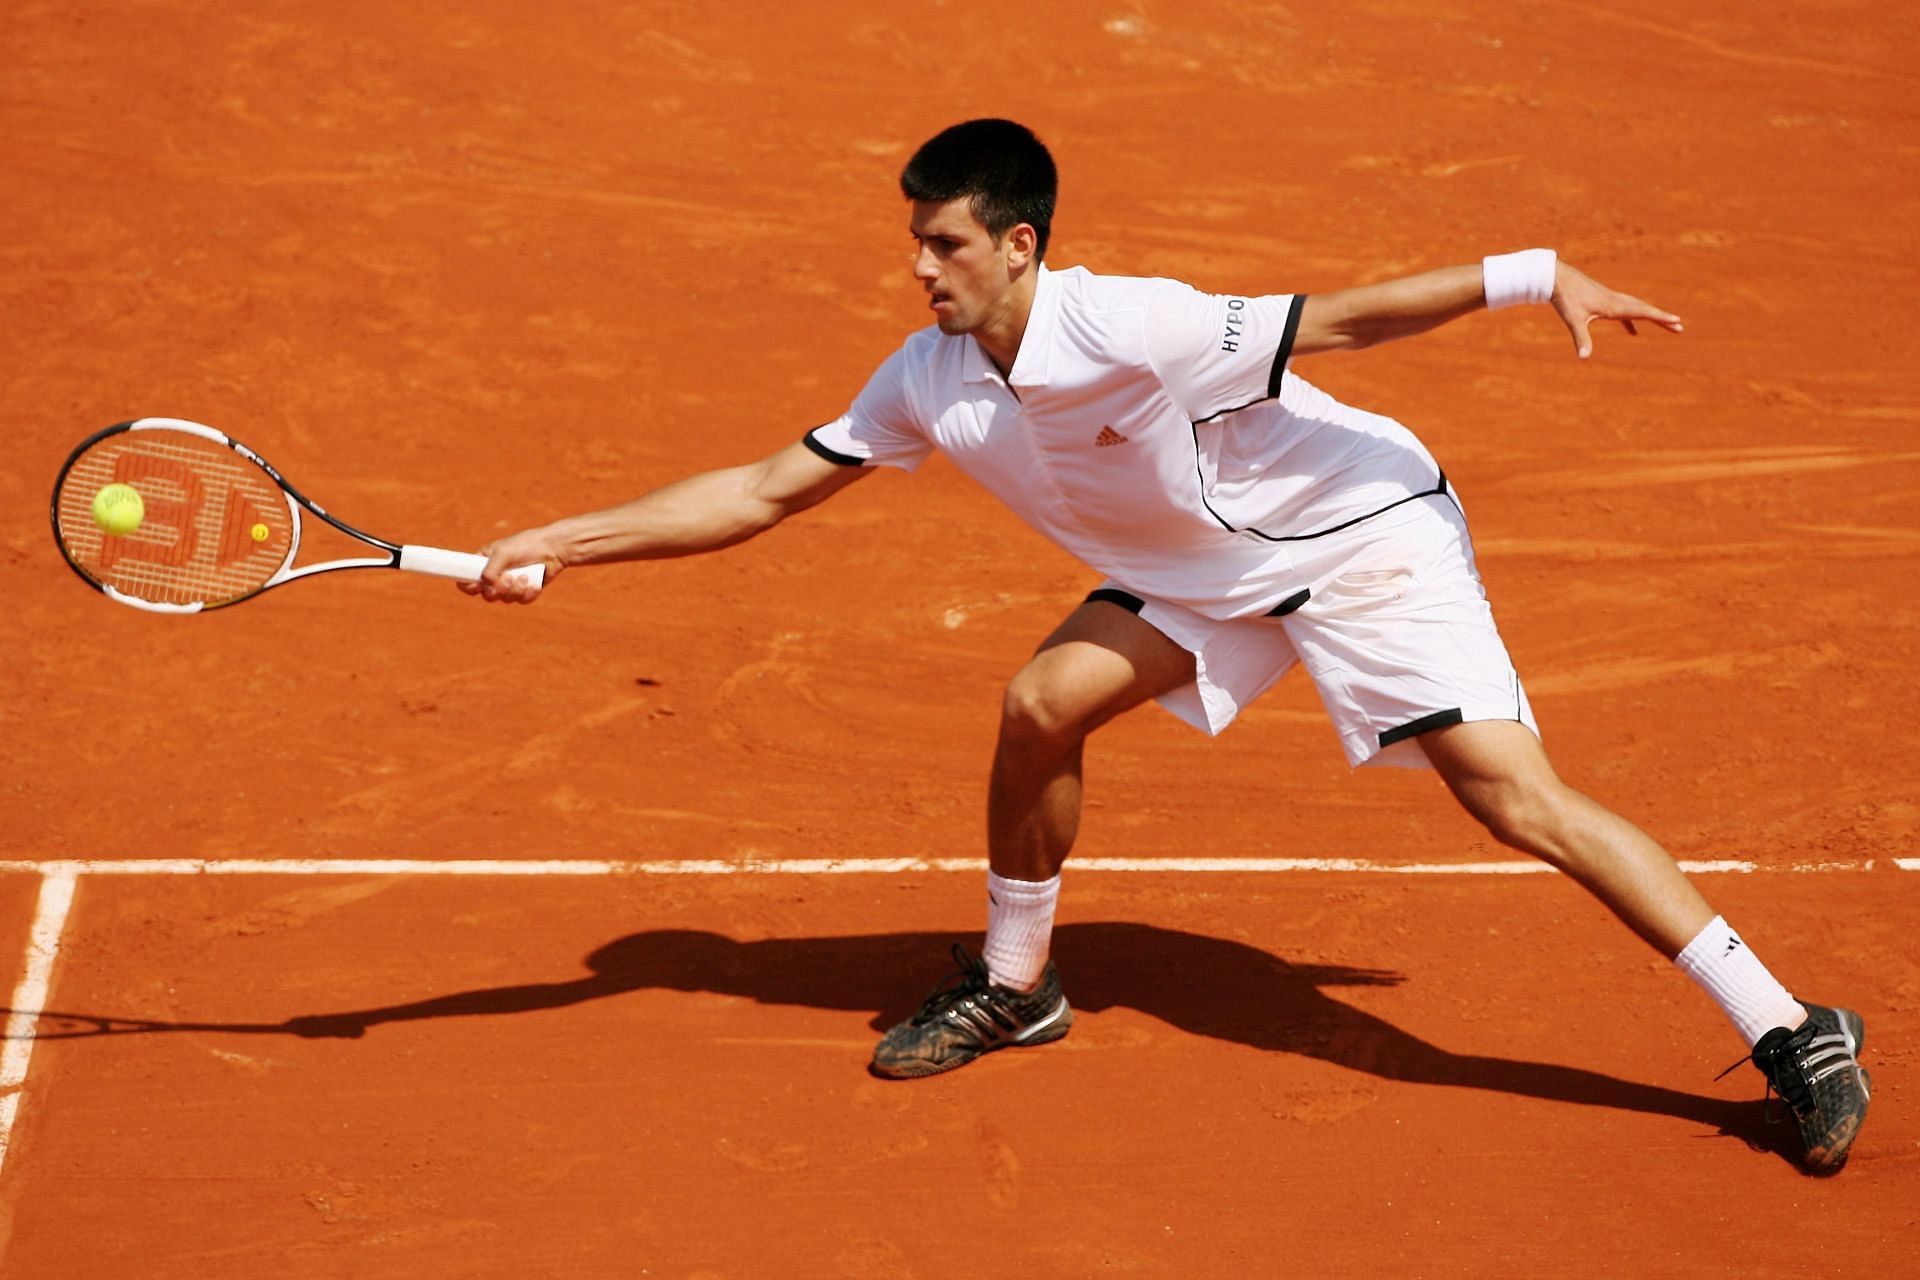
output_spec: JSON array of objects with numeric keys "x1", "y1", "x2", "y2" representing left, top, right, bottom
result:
[{"x1": 961, "y1": 263, "x2": 1057, "y2": 387}]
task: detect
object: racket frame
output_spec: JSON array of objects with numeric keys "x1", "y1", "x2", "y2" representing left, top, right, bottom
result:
[{"x1": 51, "y1": 417, "x2": 536, "y2": 613}]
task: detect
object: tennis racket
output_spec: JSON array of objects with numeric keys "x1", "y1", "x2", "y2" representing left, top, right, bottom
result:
[{"x1": 51, "y1": 417, "x2": 542, "y2": 614}]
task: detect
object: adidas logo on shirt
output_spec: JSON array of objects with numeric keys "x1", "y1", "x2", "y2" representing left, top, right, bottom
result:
[{"x1": 1094, "y1": 426, "x2": 1129, "y2": 447}]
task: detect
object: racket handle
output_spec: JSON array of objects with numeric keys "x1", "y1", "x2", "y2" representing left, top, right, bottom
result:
[{"x1": 398, "y1": 544, "x2": 546, "y2": 588}]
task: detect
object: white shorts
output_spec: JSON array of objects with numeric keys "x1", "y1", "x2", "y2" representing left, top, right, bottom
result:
[{"x1": 1091, "y1": 491, "x2": 1537, "y2": 768}]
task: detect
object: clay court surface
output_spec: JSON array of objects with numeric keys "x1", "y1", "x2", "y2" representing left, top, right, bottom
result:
[{"x1": 3, "y1": 1, "x2": 1916, "y2": 1275}]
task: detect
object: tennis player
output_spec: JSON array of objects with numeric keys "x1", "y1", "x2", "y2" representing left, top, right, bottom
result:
[{"x1": 466, "y1": 119, "x2": 1869, "y2": 1174}]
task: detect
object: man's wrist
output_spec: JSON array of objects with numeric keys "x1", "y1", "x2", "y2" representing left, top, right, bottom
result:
[{"x1": 1483, "y1": 249, "x2": 1557, "y2": 310}]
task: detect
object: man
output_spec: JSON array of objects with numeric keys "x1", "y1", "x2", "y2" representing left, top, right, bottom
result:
[{"x1": 465, "y1": 120, "x2": 1869, "y2": 1173}]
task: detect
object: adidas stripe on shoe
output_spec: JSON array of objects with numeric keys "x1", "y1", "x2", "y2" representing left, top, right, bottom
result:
[
  {"x1": 1741, "y1": 1002, "x2": 1871, "y2": 1174},
  {"x1": 870, "y1": 944, "x2": 1073, "y2": 1079}
]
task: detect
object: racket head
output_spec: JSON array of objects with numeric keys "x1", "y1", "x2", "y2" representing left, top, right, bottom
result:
[{"x1": 51, "y1": 419, "x2": 302, "y2": 612}]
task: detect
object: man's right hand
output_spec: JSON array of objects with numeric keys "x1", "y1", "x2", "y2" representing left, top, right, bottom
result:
[{"x1": 460, "y1": 529, "x2": 566, "y2": 604}]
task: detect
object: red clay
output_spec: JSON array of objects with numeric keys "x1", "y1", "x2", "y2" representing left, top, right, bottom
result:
[{"x1": 3, "y1": 1, "x2": 1915, "y2": 1275}]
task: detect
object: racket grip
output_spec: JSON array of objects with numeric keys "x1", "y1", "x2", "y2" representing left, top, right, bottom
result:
[{"x1": 398, "y1": 544, "x2": 546, "y2": 588}]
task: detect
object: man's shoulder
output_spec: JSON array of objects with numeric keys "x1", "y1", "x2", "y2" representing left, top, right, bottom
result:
[
  {"x1": 863, "y1": 324, "x2": 951, "y2": 375},
  {"x1": 898, "y1": 323, "x2": 945, "y2": 357},
  {"x1": 861, "y1": 325, "x2": 975, "y2": 415},
  {"x1": 887, "y1": 324, "x2": 968, "y2": 376},
  {"x1": 1050, "y1": 264, "x2": 1184, "y2": 310}
]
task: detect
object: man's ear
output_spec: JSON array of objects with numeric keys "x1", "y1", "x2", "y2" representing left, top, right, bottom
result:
[{"x1": 1003, "y1": 222, "x2": 1039, "y2": 270}]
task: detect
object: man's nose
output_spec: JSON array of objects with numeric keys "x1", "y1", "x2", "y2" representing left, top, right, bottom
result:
[{"x1": 912, "y1": 244, "x2": 939, "y2": 280}]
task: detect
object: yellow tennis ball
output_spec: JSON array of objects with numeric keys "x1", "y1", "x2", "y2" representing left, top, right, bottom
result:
[
  {"x1": 250, "y1": 522, "x2": 270, "y2": 543},
  {"x1": 92, "y1": 483, "x2": 145, "y2": 536}
]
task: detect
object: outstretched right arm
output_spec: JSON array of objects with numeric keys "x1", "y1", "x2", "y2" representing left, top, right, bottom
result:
[{"x1": 462, "y1": 439, "x2": 871, "y2": 603}]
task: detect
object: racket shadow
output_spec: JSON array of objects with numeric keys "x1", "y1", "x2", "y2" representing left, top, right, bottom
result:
[{"x1": 4, "y1": 920, "x2": 1785, "y2": 1163}]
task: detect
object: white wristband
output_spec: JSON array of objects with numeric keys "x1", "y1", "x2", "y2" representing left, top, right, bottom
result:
[{"x1": 1482, "y1": 248, "x2": 1557, "y2": 310}]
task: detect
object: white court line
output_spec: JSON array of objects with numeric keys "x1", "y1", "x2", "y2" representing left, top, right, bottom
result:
[
  {"x1": 2, "y1": 859, "x2": 623, "y2": 878},
  {"x1": 0, "y1": 856, "x2": 1902, "y2": 877},
  {"x1": 0, "y1": 853, "x2": 1905, "y2": 1183},
  {"x1": 0, "y1": 869, "x2": 78, "y2": 1179}
]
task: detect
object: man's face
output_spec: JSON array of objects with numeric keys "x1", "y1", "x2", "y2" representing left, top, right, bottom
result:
[{"x1": 909, "y1": 197, "x2": 1017, "y2": 336}]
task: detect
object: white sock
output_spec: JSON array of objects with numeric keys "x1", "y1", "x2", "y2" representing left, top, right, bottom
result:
[
  {"x1": 983, "y1": 870, "x2": 1060, "y2": 992},
  {"x1": 1674, "y1": 915, "x2": 1806, "y2": 1047}
]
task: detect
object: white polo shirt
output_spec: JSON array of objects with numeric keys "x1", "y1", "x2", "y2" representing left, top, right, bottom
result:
[{"x1": 805, "y1": 264, "x2": 1446, "y2": 622}]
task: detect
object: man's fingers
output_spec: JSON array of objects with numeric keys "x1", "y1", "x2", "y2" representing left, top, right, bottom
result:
[
  {"x1": 454, "y1": 537, "x2": 556, "y2": 604},
  {"x1": 482, "y1": 551, "x2": 546, "y2": 604},
  {"x1": 1606, "y1": 291, "x2": 1684, "y2": 332},
  {"x1": 1556, "y1": 300, "x2": 1594, "y2": 359},
  {"x1": 1627, "y1": 305, "x2": 1683, "y2": 332},
  {"x1": 1563, "y1": 303, "x2": 1685, "y2": 360},
  {"x1": 455, "y1": 542, "x2": 501, "y2": 598}
]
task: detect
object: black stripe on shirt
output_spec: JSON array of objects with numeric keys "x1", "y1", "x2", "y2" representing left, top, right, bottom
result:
[
  {"x1": 1268, "y1": 293, "x2": 1306, "y2": 399},
  {"x1": 1191, "y1": 293, "x2": 1310, "y2": 427},
  {"x1": 1243, "y1": 471, "x2": 1450, "y2": 544},
  {"x1": 801, "y1": 428, "x2": 866, "y2": 468}
]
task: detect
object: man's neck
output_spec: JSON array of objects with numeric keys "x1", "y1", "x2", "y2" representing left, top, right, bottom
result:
[{"x1": 972, "y1": 269, "x2": 1040, "y2": 379}]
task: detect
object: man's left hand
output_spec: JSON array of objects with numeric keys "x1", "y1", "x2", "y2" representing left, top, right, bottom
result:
[{"x1": 1553, "y1": 263, "x2": 1684, "y2": 359}]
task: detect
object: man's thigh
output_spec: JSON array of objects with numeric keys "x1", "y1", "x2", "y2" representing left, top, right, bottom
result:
[{"x1": 1011, "y1": 598, "x2": 1199, "y2": 736}]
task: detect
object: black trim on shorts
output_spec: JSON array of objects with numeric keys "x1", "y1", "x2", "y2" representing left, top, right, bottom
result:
[
  {"x1": 1087, "y1": 584, "x2": 1310, "y2": 621},
  {"x1": 1264, "y1": 588, "x2": 1311, "y2": 617},
  {"x1": 1084, "y1": 587, "x2": 1145, "y2": 614},
  {"x1": 801, "y1": 429, "x2": 866, "y2": 467},
  {"x1": 1378, "y1": 707, "x2": 1465, "y2": 750}
]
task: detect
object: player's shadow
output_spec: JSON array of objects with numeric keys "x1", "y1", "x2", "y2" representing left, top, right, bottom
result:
[{"x1": 7, "y1": 921, "x2": 1785, "y2": 1162}]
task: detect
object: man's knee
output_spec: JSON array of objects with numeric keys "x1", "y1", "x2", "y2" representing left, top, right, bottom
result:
[
  {"x1": 1425, "y1": 721, "x2": 1584, "y2": 860},
  {"x1": 1461, "y1": 777, "x2": 1577, "y2": 860},
  {"x1": 998, "y1": 604, "x2": 1193, "y2": 758},
  {"x1": 999, "y1": 666, "x2": 1089, "y2": 754}
]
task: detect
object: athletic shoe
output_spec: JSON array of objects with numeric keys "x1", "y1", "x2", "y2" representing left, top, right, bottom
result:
[
  {"x1": 869, "y1": 944, "x2": 1073, "y2": 1079},
  {"x1": 1745, "y1": 1003, "x2": 1871, "y2": 1174}
]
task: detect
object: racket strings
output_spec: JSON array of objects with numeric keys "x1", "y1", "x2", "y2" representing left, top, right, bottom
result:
[{"x1": 54, "y1": 431, "x2": 296, "y2": 607}]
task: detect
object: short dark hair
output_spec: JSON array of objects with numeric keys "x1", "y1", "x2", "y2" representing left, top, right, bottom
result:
[{"x1": 900, "y1": 119, "x2": 1057, "y2": 260}]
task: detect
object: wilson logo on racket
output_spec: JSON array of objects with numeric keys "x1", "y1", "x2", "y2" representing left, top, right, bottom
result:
[
  {"x1": 51, "y1": 418, "x2": 541, "y2": 614},
  {"x1": 90, "y1": 451, "x2": 284, "y2": 574}
]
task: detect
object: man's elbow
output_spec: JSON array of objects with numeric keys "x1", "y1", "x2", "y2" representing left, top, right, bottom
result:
[
  {"x1": 1295, "y1": 295, "x2": 1375, "y2": 354},
  {"x1": 1331, "y1": 325, "x2": 1383, "y2": 352}
]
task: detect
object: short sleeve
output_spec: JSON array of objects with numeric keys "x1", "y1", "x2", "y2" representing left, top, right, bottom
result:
[
  {"x1": 803, "y1": 346, "x2": 935, "y2": 472},
  {"x1": 1143, "y1": 281, "x2": 1306, "y2": 424}
]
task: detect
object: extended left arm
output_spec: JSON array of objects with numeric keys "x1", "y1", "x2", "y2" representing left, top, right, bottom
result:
[{"x1": 1292, "y1": 252, "x2": 1683, "y2": 360}]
